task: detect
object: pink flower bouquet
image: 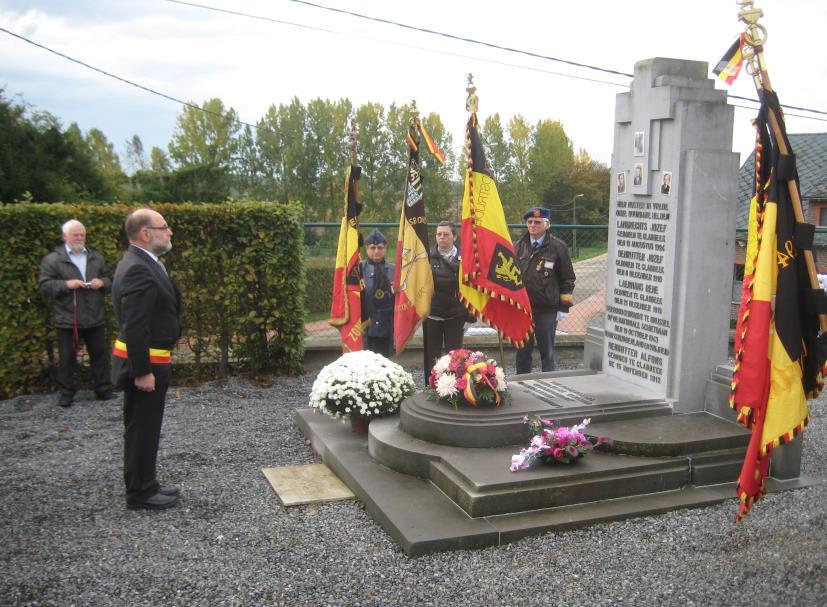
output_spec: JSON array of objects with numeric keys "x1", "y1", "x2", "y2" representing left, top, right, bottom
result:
[
  {"x1": 510, "y1": 415, "x2": 612, "y2": 471},
  {"x1": 426, "y1": 348, "x2": 508, "y2": 407}
]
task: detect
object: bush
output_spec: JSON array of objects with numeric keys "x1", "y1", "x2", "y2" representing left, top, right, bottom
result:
[
  {"x1": 305, "y1": 258, "x2": 335, "y2": 315},
  {"x1": 0, "y1": 201, "x2": 305, "y2": 397}
]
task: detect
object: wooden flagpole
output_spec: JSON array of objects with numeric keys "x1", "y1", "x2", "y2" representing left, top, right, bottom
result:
[{"x1": 738, "y1": 1, "x2": 827, "y2": 332}]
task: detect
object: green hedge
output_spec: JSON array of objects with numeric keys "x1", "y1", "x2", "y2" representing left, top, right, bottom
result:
[
  {"x1": 0, "y1": 202, "x2": 305, "y2": 398},
  {"x1": 305, "y1": 258, "x2": 335, "y2": 316}
]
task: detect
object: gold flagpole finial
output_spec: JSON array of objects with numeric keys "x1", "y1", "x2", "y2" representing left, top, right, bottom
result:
[
  {"x1": 737, "y1": 0, "x2": 768, "y2": 89},
  {"x1": 466, "y1": 74, "x2": 478, "y2": 113}
]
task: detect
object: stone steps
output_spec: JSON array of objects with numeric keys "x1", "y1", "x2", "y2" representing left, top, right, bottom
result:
[{"x1": 295, "y1": 408, "x2": 814, "y2": 556}]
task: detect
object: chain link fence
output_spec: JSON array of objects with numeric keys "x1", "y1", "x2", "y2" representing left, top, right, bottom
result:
[
  {"x1": 305, "y1": 225, "x2": 827, "y2": 351},
  {"x1": 304, "y1": 223, "x2": 609, "y2": 350}
]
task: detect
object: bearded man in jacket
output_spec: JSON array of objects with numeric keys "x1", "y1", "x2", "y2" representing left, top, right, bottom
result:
[{"x1": 39, "y1": 219, "x2": 114, "y2": 407}]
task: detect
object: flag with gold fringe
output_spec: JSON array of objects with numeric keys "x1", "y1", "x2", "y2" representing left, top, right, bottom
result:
[
  {"x1": 458, "y1": 104, "x2": 533, "y2": 347},
  {"x1": 329, "y1": 165, "x2": 365, "y2": 352},
  {"x1": 730, "y1": 90, "x2": 826, "y2": 520},
  {"x1": 713, "y1": 34, "x2": 745, "y2": 85},
  {"x1": 393, "y1": 119, "x2": 435, "y2": 354}
]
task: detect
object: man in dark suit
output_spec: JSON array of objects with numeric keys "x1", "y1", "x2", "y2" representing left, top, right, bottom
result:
[{"x1": 112, "y1": 208, "x2": 182, "y2": 510}]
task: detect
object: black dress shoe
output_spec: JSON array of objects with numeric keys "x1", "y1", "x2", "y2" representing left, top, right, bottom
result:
[
  {"x1": 96, "y1": 391, "x2": 117, "y2": 401},
  {"x1": 126, "y1": 493, "x2": 178, "y2": 510},
  {"x1": 158, "y1": 484, "x2": 181, "y2": 497},
  {"x1": 57, "y1": 397, "x2": 73, "y2": 408}
]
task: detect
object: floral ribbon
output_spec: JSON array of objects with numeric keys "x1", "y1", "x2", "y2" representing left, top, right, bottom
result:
[{"x1": 462, "y1": 361, "x2": 501, "y2": 406}]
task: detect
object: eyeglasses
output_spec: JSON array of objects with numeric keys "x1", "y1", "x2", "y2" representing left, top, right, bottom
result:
[
  {"x1": 146, "y1": 225, "x2": 170, "y2": 231},
  {"x1": 526, "y1": 219, "x2": 546, "y2": 225}
]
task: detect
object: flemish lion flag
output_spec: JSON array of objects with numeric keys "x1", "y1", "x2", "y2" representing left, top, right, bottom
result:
[
  {"x1": 458, "y1": 112, "x2": 533, "y2": 346},
  {"x1": 713, "y1": 34, "x2": 745, "y2": 85},
  {"x1": 330, "y1": 165, "x2": 365, "y2": 352},
  {"x1": 730, "y1": 90, "x2": 826, "y2": 520},
  {"x1": 393, "y1": 123, "x2": 434, "y2": 354}
]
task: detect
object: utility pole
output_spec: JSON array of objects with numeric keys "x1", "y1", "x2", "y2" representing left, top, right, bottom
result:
[{"x1": 571, "y1": 193, "x2": 584, "y2": 258}]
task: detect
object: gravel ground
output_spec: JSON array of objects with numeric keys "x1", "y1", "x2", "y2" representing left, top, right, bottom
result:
[{"x1": 1, "y1": 355, "x2": 825, "y2": 607}]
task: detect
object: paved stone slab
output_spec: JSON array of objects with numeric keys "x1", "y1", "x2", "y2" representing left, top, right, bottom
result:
[
  {"x1": 588, "y1": 411, "x2": 751, "y2": 456},
  {"x1": 262, "y1": 463, "x2": 354, "y2": 506}
]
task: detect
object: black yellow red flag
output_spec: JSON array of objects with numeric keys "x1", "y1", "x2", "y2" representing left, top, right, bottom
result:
[
  {"x1": 730, "y1": 90, "x2": 825, "y2": 520},
  {"x1": 713, "y1": 34, "x2": 745, "y2": 85},
  {"x1": 330, "y1": 165, "x2": 365, "y2": 352},
  {"x1": 458, "y1": 107, "x2": 533, "y2": 346},
  {"x1": 393, "y1": 121, "x2": 434, "y2": 354}
]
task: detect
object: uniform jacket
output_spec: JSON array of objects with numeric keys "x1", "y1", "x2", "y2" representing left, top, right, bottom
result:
[
  {"x1": 361, "y1": 259, "x2": 395, "y2": 338},
  {"x1": 428, "y1": 246, "x2": 467, "y2": 320},
  {"x1": 111, "y1": 245, "x2": 181, "y2": 383},
  {"x1": 38, "y1": 245, "x2": 112, "y2": 328},
  {"x1": 515, "y1": 229, "x2": 576, "y2": 312}
]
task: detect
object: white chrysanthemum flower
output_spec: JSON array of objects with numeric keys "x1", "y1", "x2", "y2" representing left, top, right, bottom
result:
[
  {"x1": 436, "y1": 373, "x2": 459, "y2": 398},
  {"x1": 433, "y1": 354, "x2": 451, "y2": 374},
  {"x1": 494, "y1": 366, "x2": 507, "y2": 391}
]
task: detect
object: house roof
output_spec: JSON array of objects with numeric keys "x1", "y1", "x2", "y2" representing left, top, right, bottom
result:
[{"x1": 735, "y1": 132, "x2": 827, "y2": 230}]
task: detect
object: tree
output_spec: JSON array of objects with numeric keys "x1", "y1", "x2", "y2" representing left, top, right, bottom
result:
[
  {"x1": 150, "y1": 147, "x2": 171, "y2": 174},
  {"x1": 480, "y1": 113, "x2": 509, "y2": 183},
  {"x1": 124, "y1": 134, "x2": 147, "y2": 174},
  {"x1": 305, "y1": 97, "x2": 352, "y2": 220},
  {"x1": 354, "y1": 101, "x2": 394, "y2": 217},
  {"x1": 234, "y1": 124, "x2": 261, "y2": 198},
  {"x1": 419, "y1": 112, "x2": 457, "y2": 222},
  {"x1": 527, "y1": 119, "x2": 574, "y2": 206},
  {"x1": 167, "y1": 98, "x2": 240, "y2": 201},
  {"x1": 504, "y1": 115, "x2": 532, "y2": 222},
  {"x1": 86, "y1": 128, "x2": 127, "y2": 199}
]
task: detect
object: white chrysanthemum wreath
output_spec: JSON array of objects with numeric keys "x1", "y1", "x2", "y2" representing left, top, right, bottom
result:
[{"x1": 309, "y1": 350, "x2": 415, "y2": 420}]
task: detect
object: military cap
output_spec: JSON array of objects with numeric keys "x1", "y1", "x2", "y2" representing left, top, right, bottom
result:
[
  {"x1": 365, "y1": 228, "x2": 387, "y2": 245},
  {"x1": 523, "y1": 207, "x2": 550, "y2": 220}
]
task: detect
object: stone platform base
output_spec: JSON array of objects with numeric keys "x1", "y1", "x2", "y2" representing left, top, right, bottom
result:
[{"x1": 294, "y1": 408, "x2": 814, "y2": 556}]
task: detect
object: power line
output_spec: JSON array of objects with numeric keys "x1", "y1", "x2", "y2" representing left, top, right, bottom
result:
[
  {"x1": 280, "y1": 0, "x2": 634, "y2": 80},
  {"x1": 0, "y1": 25, "x2": 275, "y2": 135},
  {"x1": 164, "y1": 0, "x2": 629, "y2": 89},
  {"x1": 168, "y1": 0, "x2": 827, "y2": 120}
]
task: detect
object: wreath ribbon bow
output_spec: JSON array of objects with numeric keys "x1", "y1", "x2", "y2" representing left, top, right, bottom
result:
[{"x1": 462, "y1": 361, "x2": 501, "y2": 406}]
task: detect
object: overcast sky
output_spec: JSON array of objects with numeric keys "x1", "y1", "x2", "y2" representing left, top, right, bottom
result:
[{"x1": 1, "y1": 0, "x2": 825, "y2": 170}]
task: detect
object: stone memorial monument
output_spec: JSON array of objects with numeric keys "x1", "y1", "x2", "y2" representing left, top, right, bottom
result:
[
  {"x1": 599, "y1": 57, "x2": 738, "y2": 413},
  {"x1": 296, "y1": 58, "x2": 810, "y2": 556}
]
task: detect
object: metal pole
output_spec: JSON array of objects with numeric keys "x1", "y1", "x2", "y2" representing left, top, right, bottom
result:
[{"x1": 572, "y1": 193, "x2": 583, "y2": 258}]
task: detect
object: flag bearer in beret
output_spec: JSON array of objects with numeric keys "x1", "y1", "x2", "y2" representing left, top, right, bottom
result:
[
  {"x1": 361, "y1": 228, "x2": 396, "y2": 356},
  {"x1": 514, "y1": 207, "x2": 575, "y2": 374}
]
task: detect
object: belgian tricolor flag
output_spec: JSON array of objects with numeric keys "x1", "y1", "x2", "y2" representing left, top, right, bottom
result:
[
  {"x1": 730, "y1": 90, "x2": 826, "y2": 520},
  {"x1": 458, "y1": 111, "x2": 533, "y2": 347},
  {"x1": 713, "y1": 34, "x2": 745, "y2": 85},
  {"x1": 329, "y1": 165, "x2": 365, "y2": 352}
]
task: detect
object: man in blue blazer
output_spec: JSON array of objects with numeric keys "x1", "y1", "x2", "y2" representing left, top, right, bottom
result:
[{"x1": 112, "y1": 208, "x2": 182, "y2": 510}]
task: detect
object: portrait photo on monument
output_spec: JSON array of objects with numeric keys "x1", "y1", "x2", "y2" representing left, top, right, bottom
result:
[
  {"x1": 617, "y1": 172, "x2": 626, "y2": 194},
  {"x1": 660, "y1": 171, "x2": 672, "y2": 195},
  {"x1": 633, "y1": 131, "x2": 644, "y2": 157},
  {"x1": 633, "y1": 163, "x2": 643, "y2": 186}
]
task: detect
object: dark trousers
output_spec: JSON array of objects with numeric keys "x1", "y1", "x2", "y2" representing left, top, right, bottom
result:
[
  {"x1": 423, "y1": 316, "x2": 465, "y2": 382},
  {"x1": 516, "y1": 310, "x2": 558, "y2": 374},
  {"x1": 56, "y1": 325, "x2": 111, "y2": 398},
  {"x1": 366, "y1": 336, "x2": 392, "y2": 358},
  {"x1": 123, "y1": 365, "x2": 170, "y2": 503}
]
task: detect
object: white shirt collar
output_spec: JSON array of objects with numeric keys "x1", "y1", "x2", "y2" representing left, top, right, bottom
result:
[
  {"x1": 131, "y1": 244, "x2": 161, "y2": 264},
  {"x1": 64, "y1": 244, "x2": 87, "y2": 256}
]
